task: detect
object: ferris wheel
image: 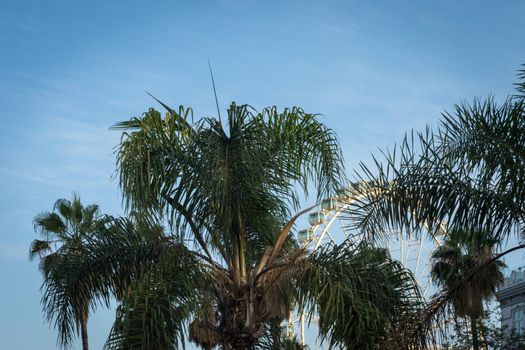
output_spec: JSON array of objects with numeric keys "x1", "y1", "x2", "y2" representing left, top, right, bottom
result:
[{"x1": 283, "y1": 183, "x2": 447, "y2": 346}]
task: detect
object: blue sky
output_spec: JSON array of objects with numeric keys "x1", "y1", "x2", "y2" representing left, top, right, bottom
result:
[{"x1": 1, "y1": 0, "x2": 524, "y2": 348}]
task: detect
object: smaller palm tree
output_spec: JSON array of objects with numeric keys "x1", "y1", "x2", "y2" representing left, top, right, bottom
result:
[
  {"x1": 430, "y1": 229, "x2": 505, "y2": 350},
  {"x1": 30, "y1": 194, "x2": 104, "y2": 350}
]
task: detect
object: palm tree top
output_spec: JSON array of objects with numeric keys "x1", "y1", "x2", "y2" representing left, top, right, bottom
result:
[
  {"x1": 30, "y1": 194, "x2": 103, "y2": 350},
  {"x1": 112, "y1": 102, "x2": 347, "y2": 269}
]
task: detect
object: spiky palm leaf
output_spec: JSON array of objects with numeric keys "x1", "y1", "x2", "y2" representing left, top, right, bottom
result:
[{"x1": 297, "y1": 241, "x2": 421, "y2": 350}]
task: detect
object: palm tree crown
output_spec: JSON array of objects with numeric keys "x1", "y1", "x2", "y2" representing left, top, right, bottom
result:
[
  {"x1": 30, "y1": 194, "x2": 103, "y2": 350},
  {"x1": 430, "y1": 229, "x2": 504, "y2": 319},
  {"x1": 96, "y1": 101, "x2": 421, "y2": 349},
  {"x1": 430, "y1": 229, "x2": 505, "y2": 350}
]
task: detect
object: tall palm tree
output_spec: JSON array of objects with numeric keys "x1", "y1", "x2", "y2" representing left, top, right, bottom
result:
[
  {"x1": 30, "y1": 195, "x2": 105, "y2": 350},
  {"x1": 430, "y1": 229, "x2": 505, "y2": 350},
  {"x1": 347, "y1": 64, "x2": 525, "y2": 346},
  {"x1": 84, "y1": 101, "x2": 422, "y2": 349}
]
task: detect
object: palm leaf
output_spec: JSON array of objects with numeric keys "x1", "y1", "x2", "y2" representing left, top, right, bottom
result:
[{"x1": 297, "y1": 240, "x2": 421, "y2": 349}]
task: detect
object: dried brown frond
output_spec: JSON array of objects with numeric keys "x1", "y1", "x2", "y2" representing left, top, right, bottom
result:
[
  {"x1": 257, "y1": 248, "x2": 310, "y2": 320},
  {"x1": 189, "y1": 304, "x2": 220, "y2": 350}
]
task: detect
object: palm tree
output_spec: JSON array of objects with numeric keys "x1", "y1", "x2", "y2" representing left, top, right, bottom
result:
[
  {"x1": 347, "y1": 64, "x2": 525, "y2": 346},
  {"x1": 30, "y1": 195, "x2": 105, "y2": 350},
  {"x1": 85, "y1": 101, "x2": 422, "y2": 349},
  {"x1": 430, "y1": 229, "x2": 505, "y2": 350}
]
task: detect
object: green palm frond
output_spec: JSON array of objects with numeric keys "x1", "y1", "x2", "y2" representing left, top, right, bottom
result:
[
  {"x1": 80, "y1": 204, "x2": 100, "y2": 232},
  {"x1": 297, "y1": 240, "x2": 421, "y2": 350},
  {"x1": 84, "y1": 217, "x2": 196, "y2": 299},
  {"x1": 349, "y1": 86, "x2": 525, "y2": 243},
  {"x1": 41, "y1": 265, "x2": 79, "y2": 348},
  {"x1": 33, "y1": 212, "x2": 67, "y2": 237},
  {"x1": 40, "y1": 246, "x2": 107, "y2": 349},
  {"x1": 104, "y1": 265, "x2": 202, "y2": 350},
  {"x1": 96, "y1": 219, "x2": 210, "y2": 350},
  {"x1": 514, "y1": 63, "x2": 525, "y2": 96},
  {"x1": 29, "y1": 239, "x2": 53, "y2": 261},
  {"x1": 39, "y1": 252, "x2": 60, "y2": 278},
  {"x1": 54, "y1": 199, "x2": 73, "y2": 221},
  {"x1": 260, "y1": 105, "x2": 345, "y2": 203}
]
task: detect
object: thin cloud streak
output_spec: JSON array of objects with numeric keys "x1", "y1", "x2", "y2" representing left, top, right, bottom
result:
[{"x1": 0, "y1": 244, "x2": 27, "y2": 262}]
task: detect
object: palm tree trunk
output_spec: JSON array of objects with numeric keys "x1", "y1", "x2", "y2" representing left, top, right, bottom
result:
[
  {"x1": 470, "y1": 316, "x2": 479, "y2": 350},
  {"x1": 80, "y1": 315, "x2": 89, "y2": 350}
]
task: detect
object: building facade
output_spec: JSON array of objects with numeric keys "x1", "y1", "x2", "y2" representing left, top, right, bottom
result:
[{"x1": 498, "y1": 269, "x2": 525, "y2": 336}]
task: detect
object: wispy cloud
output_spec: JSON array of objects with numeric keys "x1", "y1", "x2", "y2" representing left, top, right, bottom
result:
[
  {"x1": 34, "y1": 116, "x2": 118, "y2": 156},
  {"x1": 12, "y1": 17, "x2": 41, "y2": 33},
  {"x1": 0, "y1": 244, "x2": 27, "y2": 261},
  {"x1": 0, "y1": 12, "x2": 41, "y2": 34},
  {"x1": 1, "y1": 113, "x2": 119, "y2": 192}
]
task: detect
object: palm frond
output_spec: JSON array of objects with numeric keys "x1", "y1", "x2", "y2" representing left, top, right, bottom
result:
[
  {"x1": 104, "y1": 266, "x2": 199, "y2": 350},
  {"x1": 41, "y1": 267, "x2": 79, "y2": 349},
  {"x1": 29, "y1": 239, "x2": 53, "y2": 261},
  {"x1": 57, "y1": 216, "x2": 210, "y2": 350},
  {"x1": 349, "y1": 90, "x2": 525, "y2": 244},
  {"x1": 33, "y1": 212, "x2": 67, "y2": 237},
  {"x1": 261, "y1": 105, "x2": 346, "y2": 203},
  {"x1": 54, "y1": 198, "x2": 72, "y2": 221},
  {"x1": 297, "y1": 240, "x2": 421, "y2": 350},
  {"x1": 514, "y1": 63, "x2": 525, "y2": 96},
  {"x1": 80, "y1": 204, "x2": 100, "y2": 231}
]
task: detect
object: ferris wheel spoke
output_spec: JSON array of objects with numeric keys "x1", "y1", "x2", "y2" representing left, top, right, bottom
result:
[
  {"x1": 399, "y1": 230, "x2": 404, "y2": 264},
  {"x1": 337, "y1": 217, "x2": 350, "y2": 240},
  {"x1": 325, "y1": 231, "x2": 337, "y2": 244},
  {"x1": 414, "y1": 235, "x2": 425, "y2": 276}
]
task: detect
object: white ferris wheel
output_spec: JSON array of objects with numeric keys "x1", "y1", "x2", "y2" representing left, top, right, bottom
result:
[{"x1": 283, "y1": 183, "x2": 447, "y2": 346}]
